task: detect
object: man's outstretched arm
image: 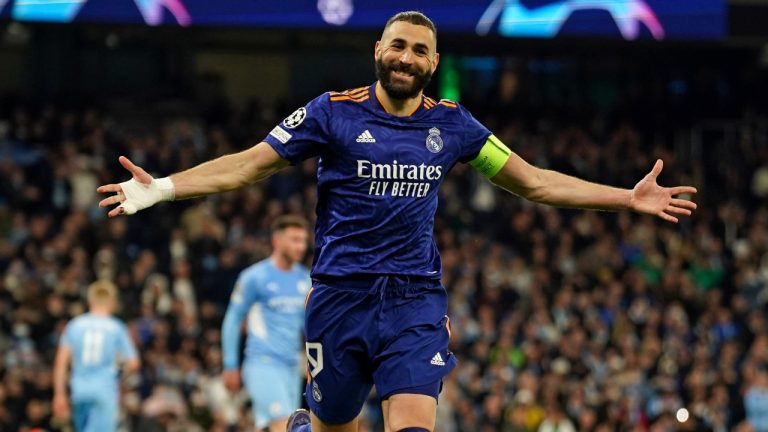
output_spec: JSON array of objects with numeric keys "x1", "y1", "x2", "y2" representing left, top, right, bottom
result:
[
  {"x1": 489, "y1": 150, "x2": 697, "y2": 223},
  {"x1": 98, "y1": 142, "x2": 288, "y2": 217}
]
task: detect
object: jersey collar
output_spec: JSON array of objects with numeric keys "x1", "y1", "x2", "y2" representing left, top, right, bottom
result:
[{"x1": 369, "y1": 82, "x2": 427, "y2": 118}]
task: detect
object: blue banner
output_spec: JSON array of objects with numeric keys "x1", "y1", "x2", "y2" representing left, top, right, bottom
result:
[{"x1": 0, "y1": 0, "x2": 727, "y2": 40}]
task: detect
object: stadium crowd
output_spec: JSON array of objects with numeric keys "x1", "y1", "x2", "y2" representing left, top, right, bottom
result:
[{"x1": 0, "y1": 76, "x2": 767, "y2": 432}]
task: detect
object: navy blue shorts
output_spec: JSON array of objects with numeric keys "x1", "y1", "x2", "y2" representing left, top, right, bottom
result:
[{"x1": 303, "y1": 275, "x2": 456, "y2": 425}]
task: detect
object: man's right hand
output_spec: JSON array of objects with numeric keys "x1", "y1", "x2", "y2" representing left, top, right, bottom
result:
[
  {"x1": 97, "y1": 156, "x2": 175, "y2": 217},
  {"x1": 222, "y1": 369, "x2": 241, "y2": 393},
  {"x1": 52, "y1": 393, "x2": 70, "y2": 420}
]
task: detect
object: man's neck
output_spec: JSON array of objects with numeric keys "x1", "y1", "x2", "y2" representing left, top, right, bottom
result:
[
  {"x1": 89, "y1": 308, "x2": 110, "y2": 316},
  {"x1": 271, "y1": 254, "x2": 294, "y2": 271},
  {"x1": 375, "y1": 82, "x2": 422, "y2": 117}
]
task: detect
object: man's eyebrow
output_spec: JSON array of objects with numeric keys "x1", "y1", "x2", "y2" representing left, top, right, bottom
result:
[{"x1": 389, "y1": 38, "x2": 430, "y2": 52}]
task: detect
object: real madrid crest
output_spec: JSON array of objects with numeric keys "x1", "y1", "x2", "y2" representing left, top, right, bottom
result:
[
  {"x1": 312, "y1": 380, "x2": 323, "y2": 402},
  {"x1": 426, "y1": 127, "x2": 443, "y2": 153}
]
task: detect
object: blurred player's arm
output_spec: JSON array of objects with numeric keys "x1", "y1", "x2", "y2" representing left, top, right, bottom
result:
[
  {"x1": 221, "y1": 279, "x2": 255, "y2": 393},
  {"x1": 118, "y1": 322, "x2": 141, "y2": 374},
  {"x1": 124, "y1": 357, "x2": 141, "y2": 372},
  {"x1": 472, "y1": 135, "x2": 697, "y2": 223},
  {"x1": 52, "y1": 344, "x2": 72, "y2": 419},
  {"x1": 98, "y1": 142, "x2": 288, "y2": 217}
]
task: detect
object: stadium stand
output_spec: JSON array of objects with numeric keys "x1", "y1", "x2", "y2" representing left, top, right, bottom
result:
[{"x1": 0, "y1": 57, "x2": 767, "y2": 431}]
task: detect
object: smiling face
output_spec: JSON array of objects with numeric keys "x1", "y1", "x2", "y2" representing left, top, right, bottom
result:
[{"x1": 375, "y1": 20, "x2": 439, "y2": 100}]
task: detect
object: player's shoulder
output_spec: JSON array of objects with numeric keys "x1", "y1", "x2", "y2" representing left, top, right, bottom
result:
[
  {"x1": 240, "y1": 259, "x2": 271, "y2": 279},
  {"x1": 422, "y1": 96, "x2": 467, "y2": 119},
  {"x1": 65, "y1": 315, "x2": 84, "y2": 330},
  {"x1": 70, "y1": 313, "x2": 95, "y2": 326},
  {"x1": 106, "y1": 315, "x2": 126, "y2": 328},
  {"x1": 69, "y1": 313, "x2": 116, "y2": 329},
  {"x1": 422, "y1": 96, "x2": 481, "y2": 126},
  {"x1": 96, "y1": 316, "x2": 126, "y2": 334},
  {"x1": 422, "y1": 96, "x2": 459, "y2": 111},
  {"x1": 326, "y1": 85, "x2": 371, "y2": 105},
  {"x1": 296, "y1": 263, "x2": 311, "y2": 276}
]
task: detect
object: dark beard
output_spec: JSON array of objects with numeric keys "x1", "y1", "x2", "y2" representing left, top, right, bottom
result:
[{"x1": 375, "y1": 57, "x2": 433, "y2": 100}]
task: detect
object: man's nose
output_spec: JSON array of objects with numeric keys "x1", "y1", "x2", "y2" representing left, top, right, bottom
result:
[{"x1": 398, "y1": 49, "x2": 414, "y2": 64}]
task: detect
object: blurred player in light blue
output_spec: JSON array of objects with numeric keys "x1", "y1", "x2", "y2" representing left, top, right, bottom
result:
[
  {"x1": 52, "y1": 280, "x2": 140, "y2": 432},
  {"x1": 221, "y1": 215, "x2": 311, "y2": 432}
]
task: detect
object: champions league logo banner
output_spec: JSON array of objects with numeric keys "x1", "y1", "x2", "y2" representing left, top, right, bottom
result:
[
  {"x1": 0, "y1": 0, "x2": 726, "y2": 41},
  {"x1": 476, "y1": 0, "x2": 667, "y2": 40}
]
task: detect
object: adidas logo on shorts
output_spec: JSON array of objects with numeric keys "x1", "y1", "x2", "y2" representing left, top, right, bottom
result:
[
  {"x1": 430, "y1": 352, "x2": 445, "y2": 366},
  {"x1": 356, "y1": 130, "x2": 376, "y2": 143}
]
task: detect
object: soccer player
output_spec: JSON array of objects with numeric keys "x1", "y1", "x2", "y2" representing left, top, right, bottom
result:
[
  {"x1": 52, "y1": 280, "x2": 139, "y2": 432},
  {"x1": 221, "y1": 215, "x2": 311, "y2": 432},
  {"x1": 97, "y1": 11, "x2": 698, "y2": 432}
]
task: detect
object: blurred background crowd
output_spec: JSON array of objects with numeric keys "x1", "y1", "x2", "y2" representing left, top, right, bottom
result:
[
  {"x1": 2, "y1": 3, "x2": 768, "y2": 431},
  {"x1": 2, "y1": 66, "x2": 767, "y2": 431}
]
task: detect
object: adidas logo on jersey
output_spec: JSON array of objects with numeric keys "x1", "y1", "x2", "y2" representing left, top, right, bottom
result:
[
  {"x1": 356, "y1": 130, "x2": 376, "y2": 143},
  {"x1": 430, "y1": 352, "x2": 445, "y2": 366}
]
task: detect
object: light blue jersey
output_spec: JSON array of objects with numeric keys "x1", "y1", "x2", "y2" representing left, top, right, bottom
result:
[
  {"x1": 746, "y1": 386, "x2": 768, "y2": 432},
  {"x1": 60, "y1": 313, "x2": 137, "y2": 432},
  {"x1": 222, "y1": 258, "x2": 310, "y2": 428},
  {"x1": 222, "y1": 258, "x2": 311, "y2": 368}
]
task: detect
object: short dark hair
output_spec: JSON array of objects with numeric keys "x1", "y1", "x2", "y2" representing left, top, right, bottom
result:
[
  {"x1": 384, "y1": 11, "x2": 437, "y2": 40},
  {"x1": 271, "y1": 215, "x2": 309, "y2": 234}
]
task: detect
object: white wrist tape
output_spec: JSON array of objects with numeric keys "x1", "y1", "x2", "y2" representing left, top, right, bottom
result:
[{"x1": 118, "y1": 177, "x2": 175, "y2": 215}]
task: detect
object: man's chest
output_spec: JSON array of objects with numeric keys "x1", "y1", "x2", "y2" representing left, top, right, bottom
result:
[{"x1": 327, "y1": 117, "x2": 463, "y2": 166}]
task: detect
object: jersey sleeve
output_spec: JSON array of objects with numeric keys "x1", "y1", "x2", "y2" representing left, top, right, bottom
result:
[
  {"x1": 263, "y1": 93, "x2": 332, "y2": 164},
  {"x1": 456, "y1": 104, "x2": 493, "y2": 163},
  {"x1": 116, "y1": 322, "x2": 138, "y2": 361},
  {"x1": 221, "y1": 271, "x2": 262, "y2": 369},
  {"x1": 59, "y1": 321, "x2": 74, "y2": 348}
]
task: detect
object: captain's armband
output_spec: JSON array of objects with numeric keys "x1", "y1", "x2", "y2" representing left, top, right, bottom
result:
[{"x1": 469, "y1": 134, "x2": 512, "y2": 178}]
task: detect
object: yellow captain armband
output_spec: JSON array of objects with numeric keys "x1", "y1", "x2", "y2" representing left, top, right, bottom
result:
[{"x1": 469, "y1": 134, "x2": 512, "y2": 178}]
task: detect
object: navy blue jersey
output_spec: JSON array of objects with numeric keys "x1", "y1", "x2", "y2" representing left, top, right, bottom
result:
[{"x1": 264, "y1": 83, "x2": 491, "y2": 279}]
